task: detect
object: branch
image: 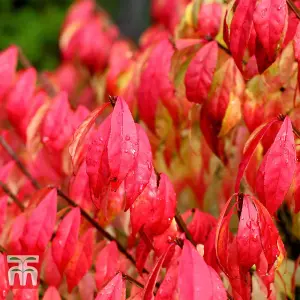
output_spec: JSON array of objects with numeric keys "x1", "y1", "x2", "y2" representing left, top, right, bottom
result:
[
  {"x1": 0, "y1": 136, "x2": 147, "y2": 273},
  {"x1": 287, "y1": 0, "x2": 300, "y2": 19},
  {"x1": 122, "y1": 273, "x2": 144, "y2": 289},
  {"x1": 0, "y1": 181, "x2": 25, "y2": 211},
  {"x1": 0, "y1": 244, "x2": 7, "y2": 253},
  {"x1": 0, "y1": 136, "x2": 40, "y2": 189},
  {"x1": 174, "y1": 209, "x2": 197, "y2": 247}
]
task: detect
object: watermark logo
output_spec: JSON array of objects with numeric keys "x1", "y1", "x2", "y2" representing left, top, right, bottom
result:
[{"x1": 7, "y1": 255, "x2": 39, "y2": 288}]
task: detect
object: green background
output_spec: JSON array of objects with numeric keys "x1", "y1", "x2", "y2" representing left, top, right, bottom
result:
[{"x1": 0, "y1": 0, "x2": 149, "y2": 70}]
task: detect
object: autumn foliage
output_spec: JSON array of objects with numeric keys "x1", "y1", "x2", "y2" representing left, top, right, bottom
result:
[{"x1": 1, "y1": 0, "x2": 300, "y2": 299}]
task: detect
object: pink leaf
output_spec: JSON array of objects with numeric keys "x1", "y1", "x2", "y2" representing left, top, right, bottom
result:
[
  {"x1": 95, "y1": 272, "x2": 125, "y2": 300},
  {"x1": 95, "y1": 241, "x2": 120, "y2": 289},
  {"x1": 21, "y1": 189, "x2": 57, "y2": 254},
  {"x1": 0, "y1": 196, "x2": 8, "y2": 235},
  {"x1": 0, "y1": 253, "x2": 9, "y2": 298},
  {"x1": 86, "y1": 116, "x2": 111, "y2": 208},
  {"x1": 229, "y1": 0, "x2": 256, "y2": 70},
  {"x1": 184, "y1": 41, "x2": 218, "y2": 104},
  {"x1": 41, "y1": 92, "x2": 73, "y2": 152},
  {"x1": 0, "y1": 46, "x2": 18, "y2": 102},
  {"x1": 42, "y1": 287, "x2": 61, "y2": 300},
  {"x1": 143, "y1": 244, "x2": 175, "y2": 300},
  {"x1": 294, "y1": 23, "x2": 300, "y2": 62},
  {"x1": 108, "y1": 97, "x2": 137, "y2": 191},
  {"x1": 6, "y1": 68, "x2": 37, "y2": 138},
  {"x1": 178, "y1": 240, "x2": 226, "y2": 300},
  {"x1": 65, "y1": 228, "x2": 94, "y2": 292},
  {"x1": 14, "y1": 289, "x2": 38, "y2": 300},
  {"x1": 136, "y1": 237, "x2": 152, "y2": 274},
  {"x1": 6, "y1": 213, "x2": 26, "y2": 254},
  {"x1": 52, "y1": 207, "x2": 81, "y2": 273},
  {"x1": 125, "y1": 124, "x2": 153, "y2": 210},
  {"x1": 235, "y1": 118, "x2": 279, "y2": 192},
  {"x1": 156, "y1": 259, "x2": 178, "y2": 300},
  {"x1": 255, "y1": 116, "x2": 296, "y2": 215},
  {"x1": 43, "y1": 247, "x2": 62, "y2": 287},
  {"x1": 138, "y1": 39, "x2": 175, "y2": 131}
]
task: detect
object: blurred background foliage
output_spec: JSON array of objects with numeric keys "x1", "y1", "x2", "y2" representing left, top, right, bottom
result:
[{"x1": 0, "y1": 0, "x2": 150, "y2": 70}]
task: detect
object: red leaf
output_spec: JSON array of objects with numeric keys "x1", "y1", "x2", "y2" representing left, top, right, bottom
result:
[
  {"x1": 255, "y1": 116, "x2": 296, "y2": 215},
  {"x1": 184, "y1": 41, "x2": 218, "y2": 104},
  {"x1": 0, "y1": 253, "x2": 9, "y2": 298},
  {"x1": 124, "y1": 124, "x2": 153, "y2": 211},
  {"x1": 156, "y1": 258, "x2": 178, "y2": 300},
  {"x1": 253, "y1": 0, "x2": 288, "y2": 61},
  {"x1": 86, "y1": 116, "x2": 111, "y2": 208},
  {"x1": 43, "y1": 247, "x2": 62, "y2": 287},
  {"x1": 52, "y1": 207, "x2": 81, "y2": 273},
  {"x1": 14, "y1": 289, "x2": 38, "y2": 300},
  {"x1": 252, "y1": 197, "x2": 285, "y2": 270},
  {"x1": 130, "y1": 170, "x2": 157, "y2": 236},
  {"x1": 95, "y1": 241, "x2": 120, "y2": 289},
  {"x1": 215, "y1": 196, "x2": 235, "y2": 276},
  {"x1": 6, "y1": 213, "x2": 26, "y2": 254},
  {"x1": 138, "y1": 39, "x2": 175, "y2": 131},
  {"x1": 42, "y1": 287, "x2": 61, "y2": 300},
  {"x1": 69, "y1": 103, "x2": 109, "y2": 172},
  {"x1": 294, "y1": 22, "x2": 300, "y2": 62},
  {"x1": 108, "y1": 97, "x2": 137, "y2": 191},
  {"x1": 229, "y1": 0, "x2": 256, "y2": 70},
  {"x1": 184, "y1": 209, "x2": 217, "y2": 245},
  {"x1": 197, "y1": 4, "x2": 222, "y2": 39},
  {"x1": 236, "y1": 195, "x2": 262, "y2": 269},
  {"x1": 293, "y1": 163, "x2": 300, "y2": 213},
  {"x1": 136, "y1": 237, "x2": 152, "y2": 274},
  {"x1": 69, "y1": 160, "x2": 93, "y2": 211},
  {"x1": 6, "y1": 68, "x2": 37, "y2": 138},
  {"x1": 41, "y1": 92, "x2": 74, "y2": 152},
  {"x1": 178, "y1": 240, "x2": 226, "y2": 300},
  {"x1": 95, "y1": 272, "x2": 125, "y2": 300},
  {"x1": 235, "y1": 118, "x2": 279, "y2": 192},
  {"x1": 143, "y1": 244, "x2": 175, "y2": 300},
  {"x1": 203, "y1": 226, "x2": 220, "y2": 273},
  {"x1": 21, "y1": 189, "x2": 57, "y2": 254},
  {"x1": 152, "y1": 174, "x2": 176, "y2": 235},
  {"x1": 0, "y1": 196, "x2": 7, "y2": 235},
  {"x1": 65, "y1": 228, "x2": 94, "y2": 292},
  {"x1": 131, "y1": 172, "x2": 176, "y2": 237},
  {"x1": 0, "y1": 46, "x2": 18, "y2": 102}
]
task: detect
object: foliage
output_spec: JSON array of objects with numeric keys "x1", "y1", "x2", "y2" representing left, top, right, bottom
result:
[{"x1": 0, "y1": 0, "x2": 300, "y2": 299}]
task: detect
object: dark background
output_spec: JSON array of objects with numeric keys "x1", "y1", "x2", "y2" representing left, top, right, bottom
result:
[{"x1": 0, "y1": 0, "x2": 150, "y2": 70}]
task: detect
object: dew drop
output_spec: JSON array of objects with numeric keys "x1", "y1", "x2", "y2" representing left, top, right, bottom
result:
[{"x1": 125, "y1": 135, "x2": 130, "y2": 141}]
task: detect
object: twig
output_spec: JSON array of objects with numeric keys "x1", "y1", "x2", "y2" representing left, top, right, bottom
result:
[
  {"x1": 227, "y1": 291, "x2": 234, "y2": 300},
  {"x1": 56, "y1": 189, "x2": 138, "y2": 267},
  {"x1": 0, "y1": 181, "x2": 25, "y2": 211},
  {"x1": 0, "y1": 136, "x2": 147, "y2": 273},
  {"x1": 174, "y1": 209, "x2": 197, "y2": 247},
  {"x1": 287, "y1": 0, "x2": 300, "y2": 19},
  {"x1": 0, "y1": 244, "x2": 7, "y2": 253},
  {"x1": 0, "y1": 136, "x2": 40, "y2": 189},
  {"x1": 122, "y1": 273, "x2": 144, "y2": 289},
  {"x1": 17, "y1": 47, "x2": 57, "y2": 97}
]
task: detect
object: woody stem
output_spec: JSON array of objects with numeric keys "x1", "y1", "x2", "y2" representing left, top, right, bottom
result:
[
  {"x1": 0, "y1": 181, "x2": 25, "y2": 211},
  {"x1": 0, "y1": 136, "x2": 149, "y2": 274},
  {"x1": 174, "y1": 209, "x2": 197, "y2": 247}
]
